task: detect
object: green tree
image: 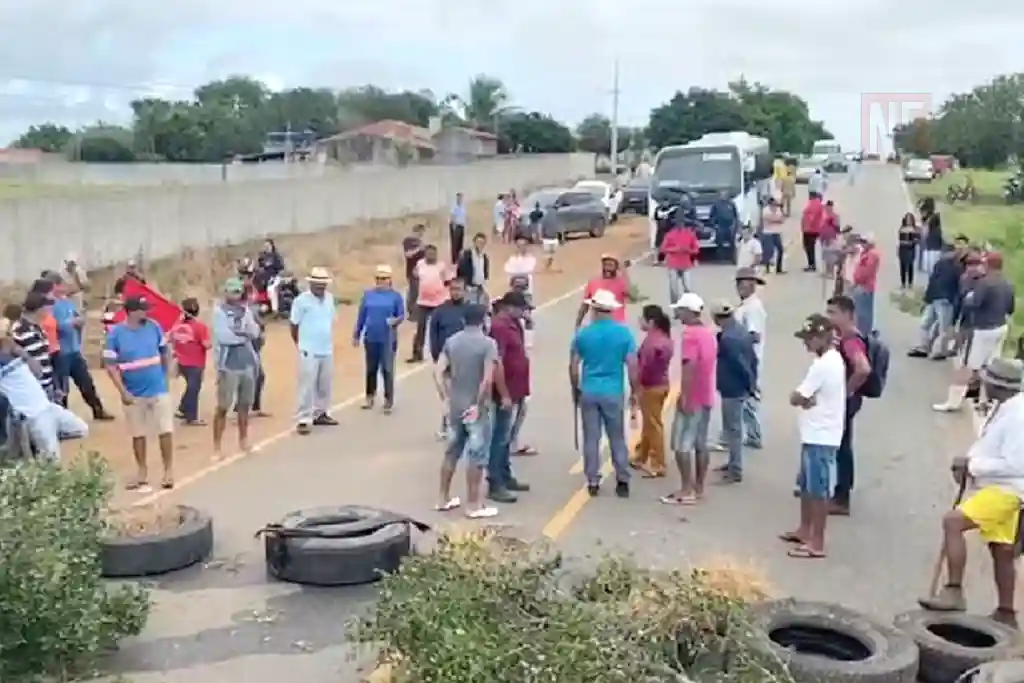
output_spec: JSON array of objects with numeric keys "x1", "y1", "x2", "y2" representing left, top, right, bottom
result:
[
  {"x1": 69, "y1": 124, "x2": 137, "y2": 162},
  {"x1": 646, "y1": 88, "x2": 750, "y2": 150},
  {"x1": 458, "y1": 75, "x2": 513, "y2": 131},
  {"x1": 335, "y1": 85, "x2": 439, "y2": 129},
  {"x1": 576, "y1": 114, "x2": 612, "y2": 155},
  {"x1": 12, "y1": 123, "x2": 73, "y2": 152},
  {"x1": 499, "y1": 112, "x2": 576, "y2": 154}
]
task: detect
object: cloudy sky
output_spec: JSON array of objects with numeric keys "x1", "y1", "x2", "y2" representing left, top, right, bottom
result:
[{"x1": 1, "y1": 0, "x2": 1022, "y2": 153}]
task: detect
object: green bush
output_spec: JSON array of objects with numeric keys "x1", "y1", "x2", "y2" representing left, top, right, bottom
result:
[
  {"x1": 353, "y1": 530, "x2": 791, "y2": 683},
  {"x1": 0, "y1": 455, "x2": 150, "y2": 681}
]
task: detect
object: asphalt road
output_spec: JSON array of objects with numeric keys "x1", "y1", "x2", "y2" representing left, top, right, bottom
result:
[{"x1": 103, "y1": 163, "x2": 986, "y2": 683}]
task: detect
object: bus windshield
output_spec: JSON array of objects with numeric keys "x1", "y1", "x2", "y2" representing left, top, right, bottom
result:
[
  {"x1": 811, "y1": 140, "x2": 841, "y2": 157},
  {"x1": 652, "y1": 149, "x2": 741, "y2": 193}
]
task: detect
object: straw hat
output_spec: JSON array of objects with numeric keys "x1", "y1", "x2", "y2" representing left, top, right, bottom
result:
[
  {"x1": 374, "y1": 264, "x2": 393, "y2": 278},
  {"x1": 307, "y1": 266, "x2": 332, "y2": 284},
  {"x1": 586, "y1": 289, "x2": 622, "y2": 311},
  {"x1": 981, "y1": 358, "x2": 1023, "y2": 391}
]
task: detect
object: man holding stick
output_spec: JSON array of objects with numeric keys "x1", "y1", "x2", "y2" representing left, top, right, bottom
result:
[{"x1": 919, "y1": 357, "x2": 1024, "y2": 628}]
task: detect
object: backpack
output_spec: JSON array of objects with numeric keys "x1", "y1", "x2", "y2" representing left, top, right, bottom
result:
[{"x1": 839, "y1": 331, "x2": 890, "y2": 399}]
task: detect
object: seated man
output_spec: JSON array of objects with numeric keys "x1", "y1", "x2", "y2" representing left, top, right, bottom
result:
[{"x1": 0, "y1": 318, "x2": 87, "y2": 462}]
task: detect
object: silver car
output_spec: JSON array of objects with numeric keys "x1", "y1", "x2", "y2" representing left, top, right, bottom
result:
[
  {"x1": 794, "y1": 160, "x2": 822, "y2": 184},
  {"x1": 903, "y1": 158, "x2": 935, "y2": 183},
  {"x1": 522, "y1": 189, "x2": 608, "y2": 241}
]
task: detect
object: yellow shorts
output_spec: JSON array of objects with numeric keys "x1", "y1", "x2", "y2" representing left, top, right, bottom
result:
[{"x1": 959, "y1": 486, "x2": 1021, "y2": 545}]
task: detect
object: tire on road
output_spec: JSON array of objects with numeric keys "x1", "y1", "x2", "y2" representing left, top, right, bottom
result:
[
  {"x1": 101, "y1": 505, "x2": 214, "y2": 578},
  {"x1": 746, "y1": 599, "x2": 919, "y2": 683},
  {"x1": 261, "y1": 506, "x2": 419, "y2": 586},
  {"x1": 893, "y1": 610, "x2": 1018, "y2": 683},
  {"x1": 958, "y1": 661, "x2": 1024, "y2": 683}
]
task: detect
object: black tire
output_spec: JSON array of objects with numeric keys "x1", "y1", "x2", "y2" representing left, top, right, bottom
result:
[
  {"x1": 893, "y1": 610, "x2": 1019, "y2": 683},
  {"x1": 958, "y1": 661, "x2": 1024, "y2": 683},
  {"x1": 590, "y1": 219, "x2": 607, "y2": 238},
  {"x1": 101, "y1": 505, "x2": 213, "y2": 578},
  {"x1": 747, "y1": 599, "x2": 919, "y2": 683},
  {"x1": 263, "y1": 505, "x2": 413, "y2": 586}
]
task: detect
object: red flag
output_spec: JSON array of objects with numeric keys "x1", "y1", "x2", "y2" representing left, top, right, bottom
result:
[{"x1": 110, "y1": 278, "x2": 183, "y2": 334}]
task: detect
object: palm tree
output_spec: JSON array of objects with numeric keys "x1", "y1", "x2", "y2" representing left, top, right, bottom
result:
[{"x1": 448, "y1": 75, "x2": 514, "y2": 132}]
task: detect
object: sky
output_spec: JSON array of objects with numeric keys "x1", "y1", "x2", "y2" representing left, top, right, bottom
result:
[{"x1": 1, "y1": 0, "x2": 1022, "y2": 154}]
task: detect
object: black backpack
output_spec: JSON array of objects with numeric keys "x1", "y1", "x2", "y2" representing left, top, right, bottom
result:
[{"x1": 840, "y1": 331, "x2": 890, "y2": 399}]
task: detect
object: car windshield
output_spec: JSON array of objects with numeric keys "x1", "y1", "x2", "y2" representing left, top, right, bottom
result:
[
  {"x1": 524, "y1": 190, "x2": 563, "y2": 208},
  {"x1": 812, "y1": 142, "x2": 841, "y2": 156},
  {"x1": 653, "y1": 149, "x2": 740, "y2": 192},
  {"x1": 908, "y1": 159, "x2": 931, "y2": 170},
  {"x1": 574, "y1": 184, "x2": 605, "y2": 197}
]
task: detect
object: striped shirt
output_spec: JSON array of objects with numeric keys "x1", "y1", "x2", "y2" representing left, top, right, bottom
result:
[{"x1": 10, "y1": 318, "x2": 53, "y2": 389}]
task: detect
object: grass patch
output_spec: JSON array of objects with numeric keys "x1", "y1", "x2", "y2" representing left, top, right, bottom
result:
[{"x1": 913, "y1": 169, "x2": 1009, "y2": 204}]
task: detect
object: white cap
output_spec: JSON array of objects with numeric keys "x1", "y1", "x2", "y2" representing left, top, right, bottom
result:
[
  {"x1": 374, "y1": 264, "x2": 393, "y2": 277},
  {"x1": 671, "y1": 292, "x2": 705, "y2": 312},
  {"x1": 586, "y1": 288, "x2": 623, "y2": 311}
]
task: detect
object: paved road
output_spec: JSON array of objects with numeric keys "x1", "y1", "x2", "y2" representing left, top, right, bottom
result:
[{"x1": 104, "y1": 164, "x2": 985, "y2": 683}]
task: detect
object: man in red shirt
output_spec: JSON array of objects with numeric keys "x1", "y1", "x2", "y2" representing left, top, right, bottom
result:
[
  {"x1": 850, "y1": 234, "x2": 880, "y2": 334},
  {"x1": 169, "y1": 297, "x2": 211, "y2": 425},
  {"x1": 801, "y1": 195, "x2": 825, "y2": 272},
  {"x1": 575, "y1": 255, "x2": 630, "y2": 327},
  {"x1": 661, "y1": 224, "x2": 700, "y2": 303},
  {"x1": 488, "y1": 291, "x2": 532, "y2": 503}
]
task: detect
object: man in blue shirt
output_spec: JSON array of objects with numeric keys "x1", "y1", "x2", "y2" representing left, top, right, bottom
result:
[
  {"x1": 710, "y1": 302, "x2": 758, "y2": 483},
  {"x1": 449, "y1": 192, "x2": 467, "y2": 263},
  {"x1": 708, "y1": 190, "x2": 740, "y2": 252},
  {"x1": 290, "y1": 267, "x2": 338, "y2": 434},
  {"x1": 353, "y1": 265, "x2": 405, "y2": 413},
  {"x1": 103, "y1": 296, "x2": 174, "y2": 491},
  {"x1": 570, "y1": 288, "x2": 640, "y2": 498},
  {"x1": 50, "y1": 274, "x2": 113, "y2": 420}
]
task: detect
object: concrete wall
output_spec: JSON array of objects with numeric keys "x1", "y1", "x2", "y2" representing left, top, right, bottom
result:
[{"x1": 0, "y1": 153, "x2": 595, "y2": 284}]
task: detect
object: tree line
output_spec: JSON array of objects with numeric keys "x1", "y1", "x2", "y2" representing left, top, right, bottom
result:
[
  {"x1": 893, "y1": 73, "x2": 1024, "y2": 168},
  {"x1": 12, "y1": 75, "x2": 832, "y2": 163}
]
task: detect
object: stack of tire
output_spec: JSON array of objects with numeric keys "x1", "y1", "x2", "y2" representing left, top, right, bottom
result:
[
  {"x1": 101, "y1": 505, "x2": 214, "y2": 578},
  {"x1": 736, "y1": 599, "x2": 1019, "y2": 683}
]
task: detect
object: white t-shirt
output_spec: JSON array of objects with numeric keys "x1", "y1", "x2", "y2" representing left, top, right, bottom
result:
[
  {"x1": 737, "y1": 237, "x2": 763, "y2": 269},
  {"x1": 795, "y1": 349, "x2": 847, "y2": 447},
  {"x1": 968, "y1": 394, "x2": 1024, "y2": 497},
  {"x1": 0, "y1": 355, "x2": 52, "y2": 419},
  {"x1": 735, "y1": 294, "x2": 767, "y2": 367},
  {"x1": 504, "y1": 254, "x2": 537, "y2": 291}
]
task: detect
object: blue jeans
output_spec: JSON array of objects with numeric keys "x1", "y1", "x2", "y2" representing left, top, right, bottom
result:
[
  {"x1": 508, "y1": 399, "x2": 528, "y2": 451},
  {"x1": 742, "y1": 395, "x2": 762, "y2": 447},
  {"x1": 487, "y1": 405, "x2": 515, "y2": 490},
  {"x1": 445, "y1": 406, "x2": 492, "y2": 467},
  {"x1": 720, "y1": 397, "x2": 745, "y2": 475},
  {"x1": 851, "y1": 287, "x2": 875, "y2": 334},
  {"x1": 918, "y1": 300, "x2": 954, "y2": 356},
  {"x1": 797, "y1": 444, "x2": 838, "y2": 499},
  {"x1": 761, "y1": 233, "x2": 784, "y2": 271},
  {"x1": 177, "y1": 365, "x2": 204, "y2": 422},
  {"x1": 579, "y1": 394, "x2": 629, "y2": 485}
]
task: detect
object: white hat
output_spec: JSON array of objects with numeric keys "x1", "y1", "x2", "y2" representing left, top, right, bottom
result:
[
  {"x1": 374, "y1": 264, "x2": 393, "y2": 277},
  {"x1": 586, "y1": 288, "x2": 622, "y2": 311},
  {"x1": 671, "y1": 292, "x2": 705, "y2": 312},
  {"x1": 307, "y1": 266, "x2": 332, "y2": 284}
]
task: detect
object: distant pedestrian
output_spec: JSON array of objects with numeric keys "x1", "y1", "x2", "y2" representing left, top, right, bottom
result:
[
  {"x1": 780, "y1": 172, "x2": 796, "y2": 217},
  {"x1": 290, "y1": 267, "x2": 338, "y2": 434},
  {"x1": 662, "y1": 293, "x2": 716, "y2": 506},
  {"x1": 736, "y1": 224, "x2": 763, "y2": 272},
  {"x1": 433, "y1": 304, "x2": 502, "y2": 519},
  {"x1": 487, "y1": 291, "x2": 531, "y2": 503},
  {"x1": 103, "y1": 296, "x2": 175, "y2": 491},
  {"x1": 570, "y1": 289, "x2": 639, "y2": 498},
  {"x1": 212, "y1": 278, "x2": 261, "y2": 456},
  {"x1": 449, "y1": 192, "x2": 467, "y2": 263},
  {"x1": 401, "y1": 223, "x2": 426, "y2": 322},
  {"x1": 801, "y1": 193, "x2": 824, "y2": 272},
  {"x1": 492, "y1": 194, "x2": 506, "y2": 238},
  {"x1": 59, "y1": 253, "x2": 90, "y2": 313},
  {"x1": 850, "y1": 234, "x2": 880, "y2": 335},
  {"x1": 782, "y1": 313, "x2": 846, "y2": 559},
  {"x1": 919, "y1": 198, "x2": 944, "y2": 276},
  {"x1": 762, "y1": 199, "x2": 786, "y2": 274},
  {"x1": 113, "y1": 259, "x2": 146, "y2": 297},
  {"x1": 908, "y1": 243, "x2": 962, "y2": 360},
  {"x1": 896, "y1": 212, "x2": 920, "y2": 289},
  {"x1": 503, "y1": 236, "x2": 537, "y2": 293},
  {"x1": 807, "y1": 168, "x2": 827, "y2": 199},
  {"x1": 457, "y1": 232, "x2": 491, "y2": 306},
  {"x1": 630, "y1": 304, "x2": 673, "y2": 478},
  {"x1": 409, "y1": 245, "x2": 449, "y2": 363},
  {"x1": 50, "y1": 274, "x2": 113, "y2": 420},
  {"x1": 353, "y1": 265, "x2": 404, "y2": 413},
  {"x1": 710, "y1": 302, "x2": 757, "y2": 483},
  {"x1": 170, "y1": 297, "x2": 210, "y2": 426}
]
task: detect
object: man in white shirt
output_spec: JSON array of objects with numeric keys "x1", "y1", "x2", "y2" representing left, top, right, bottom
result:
[
  {"x1": 782, "y1": 313, "x2": 846, "y2": 559},
  {"x1": 736, "y1": 225, "x2": 763, "y2": 271},
  {"x1": 919, "y1": 358, "x2": 1024, "y2": 628},
  {"x1": 735, "y1": 268, "x2": 767, "y2": 449}
]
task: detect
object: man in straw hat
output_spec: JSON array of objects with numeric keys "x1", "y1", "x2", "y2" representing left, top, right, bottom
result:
[
  {"x1": 0, "y1": 316, "x2": 88, "y2": 462},
  {"x1": 290, "y1": 267, "x2": 339, "y2": 435},
  {"x1": 570, "y1": 288, "x2": 639, "y2": 498},
  {"x1": 353, "y1": 264, "x2": 404, "y2": 413},
  {"x1": 919, "y1": 357, "x2": 1024, "y2": 628},
  {"x1": 211, "y1": 277, "x2": 262, "y2": 455},
  {"x1": 575, "y1": 254, "x2": 631, "y2": 328}
]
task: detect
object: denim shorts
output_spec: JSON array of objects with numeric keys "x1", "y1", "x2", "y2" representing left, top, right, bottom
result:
[
  {"x1": 796, "y1": 444, "x2": 837, "y2": 499},
  {"x1": 670, "y1": 406, "x2": 711, "y2": 453},
  {"x1": 445, "y1": 408, "x2": 491, "y2": 467}
]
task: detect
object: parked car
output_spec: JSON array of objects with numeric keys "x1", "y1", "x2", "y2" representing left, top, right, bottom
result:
[
  {"x1": 794, "y1": 159, "x2": 822, "y2": 184},
  {"x1": 903, "y1": 158, "x2": 935, "y2": 183},
  {"x1": 573, "y1": 179, "x2": 623, "y2": 222},
  {"x1": 929, "y1": 154, "x2": 957, "y2": 175},
  {"x1": 539, "y1": 189, "x2": 609, "y2": 241},
  {"x1": 620, "y1": 177, "x2": 650, "y2": 214},
  {"x1": 822, "y1": 154, "x2": 848, "y2": 173}
]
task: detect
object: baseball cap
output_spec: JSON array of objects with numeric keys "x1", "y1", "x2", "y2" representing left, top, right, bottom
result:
[
  {"x1": 711, "y1": 300, "x2": 735, "y2": 317},
  {"x1": 794, "y1": 313, "x2": 833, "y2": 340},
  {"x1": 223, "y1": 277, "x2": 246, "y2": 294},
  {"x1": 124, "y1": 296, "x2": 149, "y2": 312},
  {"x1": 670, "y1": 292, "x2": 704, "y2": 312}
]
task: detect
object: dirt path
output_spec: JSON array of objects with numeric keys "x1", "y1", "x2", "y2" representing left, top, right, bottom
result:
[{"x1": 65, "y1": 214, "x2": 649, "y2": 504}]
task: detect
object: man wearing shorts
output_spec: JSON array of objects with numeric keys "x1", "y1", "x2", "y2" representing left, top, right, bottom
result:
[
  {"x1": 103, "y1": 296, "x2": 174, "y2": 491},
  {"x1": 782, "y1": 314, "x2": 846, "y2": 559},
  {"x1": 212, "y1": 278, "x2": 262, "y2": 456},
  {"x1": 662, "y1": 292, "x2": 716, "y2": 505},
  {"x1": 919, "y1": 358, "x2": 1024, "y2": 628}
]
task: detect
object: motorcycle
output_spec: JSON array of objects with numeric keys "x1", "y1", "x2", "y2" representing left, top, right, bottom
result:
[
  {"x1": 252, "y1": 273, "x2": 298, "y2": 318},
  {"x1": 1003, "y1": 175, "x2": 1024, "y2": 204},
  {"x1": 946, "y1": 183, "x2": 977, "y2": 204}
]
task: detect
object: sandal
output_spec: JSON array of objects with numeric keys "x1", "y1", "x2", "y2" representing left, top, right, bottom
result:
[
  {"x1": 435, "y1": 497, "x2": 461, "y2": 512},
  {"x1": 641, "y1": 470, "x2": 665, "y2": 479},
  {"x1": 778, "y1": 532, "x2": 805, "y2": 544},
  {"x1": 659, "y1": 494, "x2": 697, "y2": 506},
  {"x1": 787, "y1": 546, "x2": 827, "y2": 559},
  {"x1": 513, "y1": 446, "x2": 538, "y2": 456},
  {"x1": 161, "y1": 480, "x2": 175, "y2": 490},
  {"x1": 125, "y1": 480, "x2": 151, "y2": 492}
]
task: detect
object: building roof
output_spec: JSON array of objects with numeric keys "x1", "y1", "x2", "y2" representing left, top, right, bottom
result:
[{"x1": 323, "y1": 119, "x2": 498, "y2": 148}]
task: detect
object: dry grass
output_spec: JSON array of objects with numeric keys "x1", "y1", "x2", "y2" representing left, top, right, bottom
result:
[{"x1": 104, "y1": 504, "x2": 184, "y2": 537}]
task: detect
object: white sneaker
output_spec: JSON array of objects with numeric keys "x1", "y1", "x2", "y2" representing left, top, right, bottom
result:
[
  {"x1": 710, "y1": 442, "x2": 727, "y2": 452},
  {"x1": 466, "y1": 506, "x2": 498, "y2": 519},
  {"x1": 932, "y1": 402, "x2": 961, "y2": 413}
]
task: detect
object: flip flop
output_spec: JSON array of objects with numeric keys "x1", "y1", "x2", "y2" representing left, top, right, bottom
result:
[
  {"x1": 513, "y1": 446, "x2": 538, "y2": 456},
  {"x1": 787, "y1": 546, "x2": 827, "y2": 559},
  {"x1": 778, "y1": 532, "x2": 804, "y2": 544},
  {"x1": 641, "y1": 471, "x2": 665, "y2": 479},
  {"x1": 660, "y1": 494, "x2": 697, "y2": 506},
  {"x1": 435, "y1": 497, "x2": 461, "y2": 512},
  {"x1": 125, "y1": 480, "x2": 151, "y2": 492},
  {"x1": 161, "y1": 479, "x2": 175, "y2": 490}
]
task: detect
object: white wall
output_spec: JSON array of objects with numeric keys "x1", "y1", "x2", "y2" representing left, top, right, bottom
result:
[{"x1": 0, "y1": 153, "x2": 595, "y2": 284}]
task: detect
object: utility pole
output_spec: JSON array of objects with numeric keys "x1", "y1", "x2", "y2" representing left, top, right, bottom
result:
[{"x1": 609, "y1": 57, "x2": 620, "y2": 175}]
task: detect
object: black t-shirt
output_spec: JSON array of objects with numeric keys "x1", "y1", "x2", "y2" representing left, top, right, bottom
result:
[
  {"x1": 529, "y1": 208, "x2": 544, "y2": 224},
  {"x1": 897, "y1": 225, "x2": 920, "y2": 249},
  {"x1": 402, "y1": 236, "x2": 424, "y2": 279},
  {"x1": 923, "y1": 213, "x2": 943, "y2": 249}
]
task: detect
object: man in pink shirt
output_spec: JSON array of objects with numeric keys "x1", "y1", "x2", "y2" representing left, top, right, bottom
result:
[
  {"x1": 575, "y1": 255, "x2": 630, "y2": 327},
  {"x1": 801, "y1": 195, "x2": 825, "y2": 272},
  {"x1": 661, "y1": 292, "x2": 717, "y2": 506},
  {"x1": 660, "y1": 225, "x2": 700, "y2": 303},
  {"x1": 851, "y1": 234, "x2": 880, "y2": 334}
]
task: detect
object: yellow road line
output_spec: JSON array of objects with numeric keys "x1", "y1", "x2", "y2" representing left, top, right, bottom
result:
[{"x1": 542, "y1": 389, "x2": 678, "y2": 540}]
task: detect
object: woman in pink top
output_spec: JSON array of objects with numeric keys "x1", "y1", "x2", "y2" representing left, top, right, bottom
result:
[
  {"x1": 630, "y1": 305, "x2": 674, "y2": 477},
  {"x1": 851, "y1": 233, "x2": 880, "y2": 334},
  {"x1": 575, "y1": 255, "x2": 631, "y2": 327},
  {"x1": 409, "y1": 244, "x2": 449, "y2": 362}
]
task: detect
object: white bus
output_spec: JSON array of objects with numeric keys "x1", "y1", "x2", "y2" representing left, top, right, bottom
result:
[
  {"x1": 649, "y1": 131, "x2": 772, "y2": 262},
  {"x1": 811, "y1": 139, "x2": 842, "y2": 161}
]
